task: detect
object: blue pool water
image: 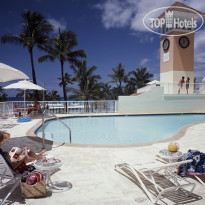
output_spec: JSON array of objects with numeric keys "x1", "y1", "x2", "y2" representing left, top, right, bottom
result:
[{"x1": 35, "y1": 114, "x2": 205, "y2": 145}]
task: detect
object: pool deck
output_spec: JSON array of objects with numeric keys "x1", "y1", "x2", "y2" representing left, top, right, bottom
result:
[{"x1": 1, "y1": 114, "x2": 205, "y2": 205}]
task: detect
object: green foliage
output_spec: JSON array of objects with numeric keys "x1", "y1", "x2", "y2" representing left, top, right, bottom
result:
[
  {"x1": 69, "y1": 60, "x2": 102, "y2": 101},
  {"x1": 0, "y1": 86, "x2": 8, "y2": 102},
  {"x1": 129, "y1": 67, "x2": 153, "y2": 89},
  {"x1": 45, "y1": 90, "x2": 61, "y2": 101},
  {"x1": 16, "y1": 90, "x2": 35, "y2": 101},
  {"x1": 1, "y1": 10, "x2": 53, "y2": 100},
  {"x1": 107, "y1": 63, "x2": 129, "y2": 96},
  {"x1": 38, "y1": 29, "x2": 86, "y2": 102},
  {"x1": 58, "y1": 73, "x2": 74, "y2": 87},
  {"x1": 16, "y1": 89, "x2": 61, "y2": 101}
]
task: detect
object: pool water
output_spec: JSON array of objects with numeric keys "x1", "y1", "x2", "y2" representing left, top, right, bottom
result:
[{"x1": 35, "y1": 114, "x2": 205, "y2": 145}]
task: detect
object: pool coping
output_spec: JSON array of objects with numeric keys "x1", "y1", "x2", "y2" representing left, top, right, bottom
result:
[{"x1": 26, "y1": 113, "x2": 205, "y2": 148}]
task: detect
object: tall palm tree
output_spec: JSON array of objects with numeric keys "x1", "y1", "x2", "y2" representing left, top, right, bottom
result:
[
  {"x1": 129, "y1": 67, "x2": 153, "y2": 89},
  {"x1": 108, "y1": 63, "x2": 129, "y2": 95},
  {"x1": 1, "y1": 10, "x2": 53, "y2": 100},
  {"x1": 69, "y1": 60, "x2": 102, "y2": 100},
  {"x1": 38, "y1": 29, "x2": 86, "y2": 102}
]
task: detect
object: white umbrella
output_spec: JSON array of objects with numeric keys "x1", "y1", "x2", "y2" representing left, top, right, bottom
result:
[
  {"x1": 147, "y1": 80, "x2": 160, "y2": 85},
  {"x1": 0, "y1": 62, "x2": 29, "y2": 82},
  {"x1": 3, "y1": 80, "x2": 46, "y2": 106}
]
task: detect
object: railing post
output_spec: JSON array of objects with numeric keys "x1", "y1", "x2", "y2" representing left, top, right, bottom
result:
[
  {"x1": 42, "y1": 111, "x2": 45, "y2": 148},
  {"x1": 41, "y1": 109, "x2": 72, "y2": 145}
]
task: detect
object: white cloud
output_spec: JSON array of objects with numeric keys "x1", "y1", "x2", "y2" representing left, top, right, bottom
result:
[
  {"x1": 96, "y1": 0, "x2": 135, "y2": 29},
  {"x1": 195, "y1": 30, "x2": 205, "y2": 64},
  {"x1": 140, "y1": 58, "x2": 149, "y2": 65},
  {"x1": 95, "y1": 0, "x2": 205, "y2": 80},
  {"x1": 194, "y1": 29, "x2": 205, "y2": 80},
  {"x1": 95, "y1": 0, "x2": 205, "y2": 32},
  {"x1": 47, "y1": 18, "x2": 67, "y2": 33}
]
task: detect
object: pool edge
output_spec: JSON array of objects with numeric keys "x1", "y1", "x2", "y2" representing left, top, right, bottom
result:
[{"x1": 26, "y1": 113, "x2": 205, "y2": 148}]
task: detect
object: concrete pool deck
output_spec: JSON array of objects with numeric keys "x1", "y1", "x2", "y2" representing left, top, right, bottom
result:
[{"x1": 1, "y1": 114, "x2": 205, "y2": 205}]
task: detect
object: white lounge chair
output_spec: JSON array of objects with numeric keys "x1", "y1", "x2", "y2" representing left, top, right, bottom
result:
[
  {"x1": 0, "y1": 154, "x2": 27, "y2": 205},
  {"x1": 114, "y1": 152, "x2": 196, "y2": 204}
]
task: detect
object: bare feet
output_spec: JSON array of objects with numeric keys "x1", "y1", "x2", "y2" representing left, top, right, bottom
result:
[{"x1": 38, "y1": 149, "x2": 47, "y2": 156}]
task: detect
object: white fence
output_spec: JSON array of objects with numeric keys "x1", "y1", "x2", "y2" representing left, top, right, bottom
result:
[
  {"x1": 162, "y1": 83, "x2": 205, "y2": 95},
  {"x1": 137, "y1": 83, "x2": 205, "y2": 95},
  {"x1": 0, "y1": 100, "x2": 118, "y2": 116}
]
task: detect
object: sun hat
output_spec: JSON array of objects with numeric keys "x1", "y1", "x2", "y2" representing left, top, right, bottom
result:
[{"x1": 0, "y1": 131, "x2": 10, "y2": 146}]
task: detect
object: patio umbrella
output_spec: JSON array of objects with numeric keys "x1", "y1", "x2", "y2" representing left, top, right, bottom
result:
[
  {"x1": 147, "y1": 80, "x2": 160, "y2": 85},
  {"x1": 3, "y1": 80, "x2": 46, "y2": 106},
  {"x1": 0, "y1": 62, "x2": 29, "y2": 82}
]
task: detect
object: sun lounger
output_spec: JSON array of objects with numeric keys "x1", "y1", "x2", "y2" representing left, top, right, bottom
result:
[
  {"x1": 0, "y1": 154, "x2": 28, "y2": 205},
  {"x1": 114, "y1": 152, "x2": 196, "y2": 204}
]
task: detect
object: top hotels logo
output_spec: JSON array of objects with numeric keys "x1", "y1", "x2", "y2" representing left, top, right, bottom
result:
[{"x1": 143, "y1": 6, "x2": 204, "y2": 36}]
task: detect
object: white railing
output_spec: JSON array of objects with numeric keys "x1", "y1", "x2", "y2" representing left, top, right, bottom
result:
[
  {"x1": 161, "y1": 82, "x2": 205, "y2": 95},
  {"x1": 0, "y1": 100, "x2": 118, "y2": 115},
  {"x1": 136, "y1": 82, "x2": 205, "y2": 95}
]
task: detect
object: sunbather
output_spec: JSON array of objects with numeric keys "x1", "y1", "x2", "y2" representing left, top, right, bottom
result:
[
  {"x1": 0, "y1": 131, "x2": 46, "y2": 173},
  {"x1": 27, "y1": 100, "x2": 39, "y2": 115}
]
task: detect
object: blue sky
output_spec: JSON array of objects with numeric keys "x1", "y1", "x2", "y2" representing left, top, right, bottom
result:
[{"x1": 1, "y1": 0, "x2": 205, "y2": 97}]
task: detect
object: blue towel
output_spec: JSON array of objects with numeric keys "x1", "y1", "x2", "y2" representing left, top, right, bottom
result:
[{"x1": 178, "y1": 149, "x2": 205, "y2": 177}]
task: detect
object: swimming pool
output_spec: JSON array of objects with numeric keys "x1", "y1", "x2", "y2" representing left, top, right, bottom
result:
[{"x1": 35, "y1": 114, "x2": 205, "y2": 145}]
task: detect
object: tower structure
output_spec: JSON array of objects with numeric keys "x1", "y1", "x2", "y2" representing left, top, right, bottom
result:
[{"x1": 158, "y1": 2, "x2": 205, "y2": 94}]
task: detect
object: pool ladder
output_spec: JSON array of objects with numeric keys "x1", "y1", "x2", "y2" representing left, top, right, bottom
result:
[{"x1": 42, "y1": 110, "x2": 72, "y2": 148}]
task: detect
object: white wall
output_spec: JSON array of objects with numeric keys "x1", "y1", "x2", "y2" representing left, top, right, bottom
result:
[
  {"x1": 119, "y1": 87, "x2": 205, "y2": 114},
  {"x1": 160, "y1": 71, "x2": 194, "y2": 94}
]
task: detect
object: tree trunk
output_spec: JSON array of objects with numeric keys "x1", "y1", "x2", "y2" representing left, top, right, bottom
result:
[
  {"x1": 29, "y1": 47, "x2": 39, "y2": 101},
  {"x1": 119, "y1": 81, "x2": 122, "y2": 95},
  {"x1": 61, "y1": 60, "x2": 67, "y2": 112}
]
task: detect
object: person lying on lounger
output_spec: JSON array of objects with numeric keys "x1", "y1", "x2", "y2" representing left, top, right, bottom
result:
[{"x1": 0, "y1": 131, "x2": 46, "y2": 173}]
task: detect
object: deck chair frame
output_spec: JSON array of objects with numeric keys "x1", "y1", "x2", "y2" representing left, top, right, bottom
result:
[
  {"x1": 114, "y1": 155, "x2": 196, "y2": 204},
  {"x1": 0, "y1": 155, "x2": 27, "y2": 205},
  {"x1": 188, "y1": 172, "x2": 205, "y2": 186}
]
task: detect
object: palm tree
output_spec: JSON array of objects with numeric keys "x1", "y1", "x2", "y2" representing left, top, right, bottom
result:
[
  {"x1": 0, "y1": 86, "x2": 8, "y2": 102},
  {"x1": 69, "y1": 60, "x2": 102, "y2": 111},
  {"x1": 129, "y1": 67, "x2": 153, "y2": 89},
  {"x1": 108, "y1": 63, "x2": 129, "y2": 95},
  {"x1": 46, "y1": 90, "x2": 61, "y2": 101},
  {"x1": 38, "y1": 29, "x2": 86, "y2": 103},
  {"x1": 70, "y1": 60, "x2": 102, "y2": 101},
  {"x1": 58, "y1": 73, "x2": 74, "y2": 87},
  {"x1": 100, "y1": 83, "x2": 116, "y2": 100},
  {"x1": 124, "y1": 79, "x2": 136, "y2": 95},
  {"x1": 16, "y1": 90, "x2": 34, "y2": 101},
  {"x1": 1, "y1": 10, "x2": 53, "y2": 100}
]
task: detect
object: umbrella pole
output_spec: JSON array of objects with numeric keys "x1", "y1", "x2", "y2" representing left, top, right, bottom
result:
[{"x1": 24, "y1": 90, "x2": 26, "y2": 107}]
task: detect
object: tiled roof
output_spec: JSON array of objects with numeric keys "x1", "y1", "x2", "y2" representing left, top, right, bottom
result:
[
  {"x1": 130, "y1": 92, "x2": 143, "y2": 96},
  {"x1": 157, "y1": 1, "x2": 205, "y2": 19}
]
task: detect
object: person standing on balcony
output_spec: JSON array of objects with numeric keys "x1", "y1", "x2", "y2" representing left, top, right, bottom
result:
[
  {"x1": 186, "y1": 77, "x2": 190, "y2": 94},
  {"x1": 178, "y1": 76, "x2": 185, "y2": 94}
]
